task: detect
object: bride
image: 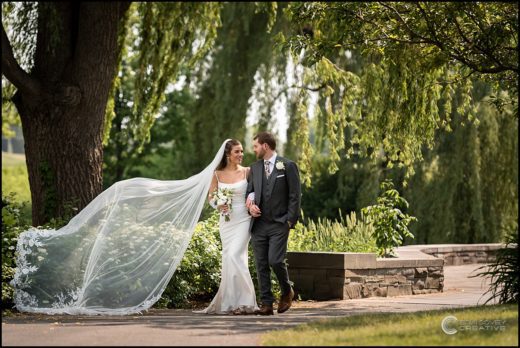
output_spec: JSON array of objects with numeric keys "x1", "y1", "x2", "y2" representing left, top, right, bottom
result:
[
  {"x1": 11, "y1": 139, "x2": 256, "y2": 315},
  {"x1": 193, "y1": 139, "x2": 258, "y2": 315}
]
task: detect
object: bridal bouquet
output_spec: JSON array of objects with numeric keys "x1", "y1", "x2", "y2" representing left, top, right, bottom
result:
[{"x1": 210, "y1": 188, "x2": 233, "y2": 221}]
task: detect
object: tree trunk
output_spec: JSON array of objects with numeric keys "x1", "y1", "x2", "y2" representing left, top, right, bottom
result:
[{"x1": 2, "y1": 2, "x2": 130, "y2": 225}]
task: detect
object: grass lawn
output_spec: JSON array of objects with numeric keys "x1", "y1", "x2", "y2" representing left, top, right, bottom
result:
[
  {"x1": 2, "y1": 152, "x2": 31, "y2": 203},
  {"x1": 261, "y1": 304, "x2": 518, "y2": 346}
]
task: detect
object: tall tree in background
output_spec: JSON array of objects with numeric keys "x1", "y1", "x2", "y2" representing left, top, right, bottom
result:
[
  {"x1": 187, "y1": 2, "x2": 282, "y2": 171},
  {"x1": 1, "y1": 2, "x2": 221, "y2": 225},
  {"x1": 282, "y1": 2, "x2": 518, "y2": 184},
  {"x1": 2, "y1": 2, "x2": 130, "y2": 225},
  {"x1": 405, "y1": 80, "x2": 518, "y2": 244},
  {"x1": 102, "y1": 2, "x2": 282, "y2": 182}
]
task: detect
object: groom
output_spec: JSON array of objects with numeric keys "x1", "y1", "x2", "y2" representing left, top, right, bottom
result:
[{"x1": 246, "y1": 131, "x2": 301, "y2": 315}]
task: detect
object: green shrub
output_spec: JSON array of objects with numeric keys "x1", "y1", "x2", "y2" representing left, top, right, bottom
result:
[
  {"x1": 3, "y1": 197, "x2": 278, "y2": 310},
  {"x1": 471, "y1": 226, "x2": 519, "y2": 304},
  {"x1": 155, "y1": 210, "x2": 223, "y2": 308},
  {"x1": 156, "y1": 209, "x2": 281, "y2": 307},
  {"x1": 362, "y1": 180, "x2": 416, "y2": 257},
  {"x1": 1, "y1": 193, "x2": 30, "y2": 308},
  {"x1": 288, "y1": 210, "x2": 377, "y2": 253}
]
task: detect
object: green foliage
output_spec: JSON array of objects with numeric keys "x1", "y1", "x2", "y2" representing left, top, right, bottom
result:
[
  {"x1": 288, "y1": 211, "x2": 377, "y2": 253},
  {"x1": 404, "y1": 80, "x2": 518, "y2": 244},
  {"x1": 155, "y1": 209, "x2": 280, "y2": 308},
  {"x1": 362, "y1": 180, "x2": 416, "y2": 257},
  {"x1": 471, "y1": 227, "x2": 519, "y2": 305},
  {"x1": 1, "y1": 194, "x2": 29, "y2": 307},
  {"x1": 280, "y1": 2, "x2": 518, "y2": 183},
  {"x1": 155, "y1": 211, "x2": 222, "y2": 308},
  {"x1": 188, "y1": 2, "x2": 286, "y2": 172},
  {"x1": 1, "y1": 157, "x2": 31, "y2": 204},
  {"x1": 128, "y1": 2, "x2": 222, "y2": 153},
  {"x1": 103, "y1": 66, "x2": 197, "y2": 185}
]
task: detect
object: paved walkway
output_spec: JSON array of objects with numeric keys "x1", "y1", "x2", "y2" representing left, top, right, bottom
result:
[{"x1": 1, "y1": 264, "x2": 496, "y2": 346}]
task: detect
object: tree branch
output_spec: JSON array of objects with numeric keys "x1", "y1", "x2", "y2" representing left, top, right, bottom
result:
[
  {"x1": 452, "y1": 14, "x2": 511, "y2": 72},
  {"x1": 1, "y1": 24, "x2": 41, "y2": 96},
  {"x1": 272, "y1": 83, "x2": 328, "y2": 102},
  {"x1": 414, "y1": 3, "x2": 517, "y2": 74}
]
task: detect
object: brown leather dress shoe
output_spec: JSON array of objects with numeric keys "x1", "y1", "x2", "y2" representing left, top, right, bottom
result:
[
  {"x1": 254, "y1": 304, "x2": 274, "y2": 316},
  {"x1": 277, "y1": 288, "x2": 294, "y2": 313}
]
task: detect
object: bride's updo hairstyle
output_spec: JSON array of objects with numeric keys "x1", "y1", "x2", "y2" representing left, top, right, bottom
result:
[{"x1": 216, "y1": 139, "x2": 241, "y2": 170}]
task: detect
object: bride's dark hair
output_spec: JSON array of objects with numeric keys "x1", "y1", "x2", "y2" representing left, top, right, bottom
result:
[{"x1": 216, "y1": 139, "x2": 241, "y2": 170}]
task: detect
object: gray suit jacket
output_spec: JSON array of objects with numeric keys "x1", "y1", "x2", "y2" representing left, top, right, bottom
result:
[{"x1": 246, "y1": 156, "x2": 301, "y2": 229}]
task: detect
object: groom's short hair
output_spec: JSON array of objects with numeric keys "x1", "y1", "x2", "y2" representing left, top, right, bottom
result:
[{"x1": 254, "y1": 132, "x2": 276, "y2": 150}]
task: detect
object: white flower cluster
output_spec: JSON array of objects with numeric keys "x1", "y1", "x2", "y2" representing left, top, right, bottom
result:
[{"x1": 210, "y1": 188, "x2": 233, "y2": 221}]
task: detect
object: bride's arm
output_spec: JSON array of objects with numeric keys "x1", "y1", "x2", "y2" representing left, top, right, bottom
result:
[
  {"x1": 245, "y1": 166, "x2": 255, "y2": 208},
  {"x1": 208, "y1": 172, "x2": 218, "y2": 203}
]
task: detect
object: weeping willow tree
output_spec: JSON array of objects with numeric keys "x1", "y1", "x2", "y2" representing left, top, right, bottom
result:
[
  {"x1": 405, "y1": 80, "x2": 518, "y2": 244},
  {"x1": 1, "y1": 2, "x2": 221, "y2": 225},
  {"x1": 102, "y1": 2, "x2": 283, "y2": 182},
  {"x1": 184, "y1": 2, "x2": 282, "y2": 171},
  {"x1": 280, "y1": 2, "x2": 518, "y2": 185}
]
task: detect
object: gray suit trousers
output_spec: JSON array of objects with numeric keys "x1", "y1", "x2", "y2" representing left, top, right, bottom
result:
[{"x1": 251, "y1": 219, "x2": 292, "y2": 305}]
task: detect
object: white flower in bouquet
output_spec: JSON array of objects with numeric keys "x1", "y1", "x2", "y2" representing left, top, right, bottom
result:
[{"x1": 210, "y1": 187, "x2": 233, "y2": 221}]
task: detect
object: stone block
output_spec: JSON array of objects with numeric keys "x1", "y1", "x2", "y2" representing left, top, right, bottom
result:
[
  {"x1": 400, "y1": 268, "x2": 415, "y2": 276},
  {"x1": 344, "y1": 253, "x2": 377, "y2": 269},
  {"x1": 415, "y1": 268, "x2": 428, "y2": 277},
  {"x1": 387, "y1": 284, "x2": 412, "y2": 296},
  {"x1": 328, "y1": 277, "x2": 346, "y2": 289},
  {"x1": 429, "y1": 269, "x2": 443, "y2": 277},
  {"x1": 375, "y1": 286, "x2": 387, "y2": 297},
  {"x1": 365, "y1": 276, "x2": 384, "y2": 283},
  {"x1": 313, "y1": 283, "x2": 333, "y2": 300},
  {"x1": 287, "y1": 252, "x2": 345, "y2": 269},
  {"x1": 384, "y1": 275, "x2": 400, "y2": 284},
  {"x1": 376, "y1": 268, "x2": 400, "y2": 275},
  {"x1": 305, "y1": 268, "x2": 327, "y2": 280},
  {"x1": 396, "y1": 275, "x2": 409, "y2": 283},
  {"x1": 413, "y1": 279, "x2": 425, "y2": 290},
  {"x1": 347, "y1": 276, "x2": 365, "y2": 283},
  {"x1": 425, "y1": 277, "x2": 441, "y2": 289},
  {"x1": 343, "y1": 283, "x2": 363, "y2": 299},
  {"x1": 345, "y1": 269, "x2": 375, "y2": 277},
  {"x1": 361, "y1": 285, "x2": 370, "y2": 298},
  {"x1": 366, "y1": 283, "x2": 380, "y2": 291},
  {"x1": 326, "y1": 269, "x2": 346, "y2": 278}
]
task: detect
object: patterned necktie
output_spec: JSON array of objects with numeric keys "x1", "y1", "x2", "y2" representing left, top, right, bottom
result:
[{"x1": 264, "y1": 160, "x2": 271, "y2": 178}]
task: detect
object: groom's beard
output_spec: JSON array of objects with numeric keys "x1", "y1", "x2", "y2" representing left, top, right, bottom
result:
[{"x1": 256, "y1": 149, "x2": 265, "y2": 159}]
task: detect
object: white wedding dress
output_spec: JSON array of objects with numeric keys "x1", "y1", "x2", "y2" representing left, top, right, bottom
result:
[
  {"x1": 11, "y1": 139, "x2": 253, "y2": 315},
  {"x1": 194, "y1": 171, "x2": 259, "y2": 314}
]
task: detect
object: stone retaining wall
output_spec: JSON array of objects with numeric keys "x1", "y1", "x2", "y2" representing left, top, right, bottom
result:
[
  {"x1": 286, "y1": 243, "x2": 504, "y2": 300},
  {"x1": 287, "y1": 252, "x2": 443, "y2": 300},
  {"x1": 417, "y1": 244, "x2": 503, "y2": 266}
]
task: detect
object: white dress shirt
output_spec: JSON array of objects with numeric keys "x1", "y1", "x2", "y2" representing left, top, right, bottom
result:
[{"x1": 247, "y1": 152, "x2": 277, "y2": 202}]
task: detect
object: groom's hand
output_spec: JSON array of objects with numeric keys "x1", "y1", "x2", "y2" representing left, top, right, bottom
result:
[
  {"x1": 249, "y1": 204, "x2": 261, "y2": 217},
  {"x1": 246, "y1": 193, "x2": 255, "y2": 208}
]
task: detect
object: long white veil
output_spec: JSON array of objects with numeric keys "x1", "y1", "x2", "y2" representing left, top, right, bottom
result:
[{"x1": 11, "y1": 139, "x2": 231, "y2": 315}]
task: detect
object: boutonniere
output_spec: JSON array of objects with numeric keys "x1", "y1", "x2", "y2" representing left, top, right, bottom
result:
[{"x1": 275, "y1": 160, "x2": 285, "y2": 171}]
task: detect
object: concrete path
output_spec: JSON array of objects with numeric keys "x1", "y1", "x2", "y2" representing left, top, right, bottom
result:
[{"x1": 1, "y1": 264, "x2": 496, "y2": 346}]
